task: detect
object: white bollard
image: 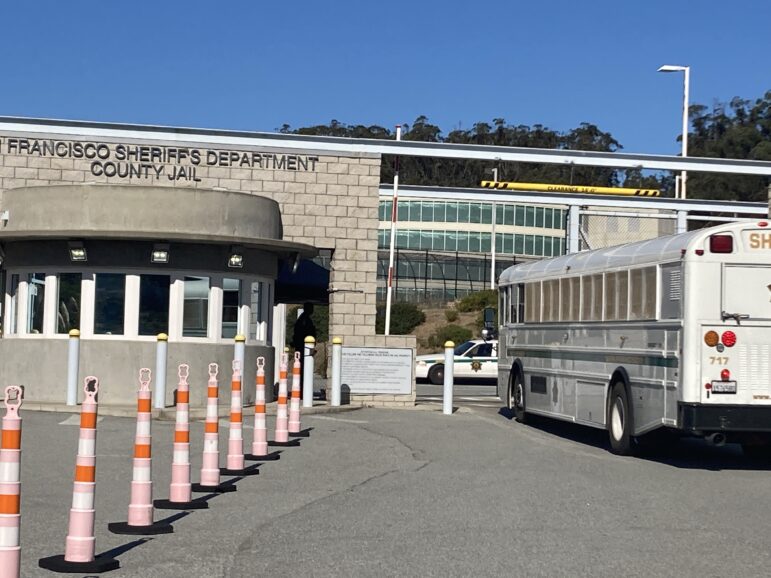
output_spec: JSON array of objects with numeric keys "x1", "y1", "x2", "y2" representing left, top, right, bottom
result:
[
  {"x1": 66, "y1": 329, "x2": 80, "y2": 406},
  {"x1": 234, "y1": 334, "x2": 246, "y2": 388},
  {"x1": 330, "y1": 337, "x2": 342, "y2": 407},
  {"x1": 154, "y1": 333, "x2": 168, "y2": 410},
  {"x1": 303, "y1": 336, "x2": 315, "y2": 408},
  {"x1": 442, "y1": 340, "x2": 455, "y2": 415}
]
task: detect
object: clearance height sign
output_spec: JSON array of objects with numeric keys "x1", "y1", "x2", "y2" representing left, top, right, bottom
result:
[{"x1": 1, "y1": 137, "x2": 319, "y2": 182}]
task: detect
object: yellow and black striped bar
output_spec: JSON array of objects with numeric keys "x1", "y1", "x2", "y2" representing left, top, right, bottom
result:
[{"x1": 480, "y1": 181, "x2": 661, "y2": 197}]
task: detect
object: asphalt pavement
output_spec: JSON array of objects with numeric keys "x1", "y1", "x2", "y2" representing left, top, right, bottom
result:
[{"x1": 15, "y1": 403, "x2": 771, "y2": 577}]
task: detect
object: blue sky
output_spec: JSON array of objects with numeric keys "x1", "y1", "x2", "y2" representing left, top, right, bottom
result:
[{"x1": 1, "y1": 0, "x2": 768, "y2": 156}]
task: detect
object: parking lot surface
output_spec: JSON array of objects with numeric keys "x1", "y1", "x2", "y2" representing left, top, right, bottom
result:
[{"x1": 17, "y1": 406, "x2": 771, "y2": 577}]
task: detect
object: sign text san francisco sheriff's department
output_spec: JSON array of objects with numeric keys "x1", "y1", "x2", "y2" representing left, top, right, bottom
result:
[{"x1": 2, "y1": 137, "x2": 318, "y2": 182}]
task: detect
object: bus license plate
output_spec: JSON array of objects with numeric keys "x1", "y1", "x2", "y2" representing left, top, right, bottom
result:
[{"x1": 711, "y1": 381, "x2": 737, "y2": 394}]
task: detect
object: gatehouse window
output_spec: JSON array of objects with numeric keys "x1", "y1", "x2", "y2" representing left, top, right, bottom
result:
[
  {"x1": 221, "y1": 278, "x2": 241, "y2": 339},
  {"x1": 138, "y1": 274, "x2": 170, "y2": 336},
  {"x1": 94, "y1": 273, "x2": 126, "y2": 335},
  {"x1": 26, "y1": 273, "x2": 46, "y2": 334},
  {"x1": 182, "y1": 276, "x2": 209, "y2": 338},
  {"x1": 57, "y1": 273, "x2": 82, "y2": 333}
]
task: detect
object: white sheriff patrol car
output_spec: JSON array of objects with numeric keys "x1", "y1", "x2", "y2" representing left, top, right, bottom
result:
[{"x1": 415, "y1": 339, "x2": 498, "y2": 384}]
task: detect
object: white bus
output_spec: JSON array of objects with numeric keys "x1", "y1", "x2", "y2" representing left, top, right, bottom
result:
[{"x1": 497, "y1": 220, "x2": 771, "y2": 455}]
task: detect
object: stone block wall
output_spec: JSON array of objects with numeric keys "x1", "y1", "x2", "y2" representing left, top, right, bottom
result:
[{"x1": 0, "y1": 127, "x2": 416, "y2": 406}]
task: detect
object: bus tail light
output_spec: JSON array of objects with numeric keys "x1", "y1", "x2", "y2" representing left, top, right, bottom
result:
[
  {"x1": 721, "y1": 369, "x2": 731, "y2": 381},
  {"x1": 709, "y1": 234, "x2": 734, "y2": 253},
  {"x1": 704, "y1": 331, "x2": 719, "y2": 347},
  {"x1": 721, "y1": 331, "x2": 737, "y2": 347}
]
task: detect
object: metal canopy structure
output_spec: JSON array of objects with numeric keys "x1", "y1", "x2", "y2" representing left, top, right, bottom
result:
[
  {"x1": 379, "y1": 184, "x2": 768, "y2": 215},
  {"x1": 2, "y1": 116, "x2": 771, "y2": 176}
]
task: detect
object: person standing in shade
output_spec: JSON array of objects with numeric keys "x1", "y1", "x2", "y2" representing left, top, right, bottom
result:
[{"x1": 292, "y1": 303, "x2": 317, "y2": 398}]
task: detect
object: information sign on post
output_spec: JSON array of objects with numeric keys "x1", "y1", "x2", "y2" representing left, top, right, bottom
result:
[{"x1": 341, "y1": 347, "x2": 413, "y2": 395}]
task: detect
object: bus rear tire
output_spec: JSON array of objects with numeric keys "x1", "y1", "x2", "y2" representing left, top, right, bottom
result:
[
  {"x1": 510, "y1": 371, "x2": 527, "y2": 424},
  {"x1": 608, "y1": 382, "x2": 633, "y2": 455}
]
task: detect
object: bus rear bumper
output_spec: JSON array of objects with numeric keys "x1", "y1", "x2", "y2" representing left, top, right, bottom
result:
[{"x1": 679, "y1": 403, "x2": 771, "y2": 433}]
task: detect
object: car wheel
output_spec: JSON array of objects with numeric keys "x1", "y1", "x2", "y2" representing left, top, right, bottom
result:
[
  {"x1": 608, "y1": 381, "x2": 633, "y2": 455},
  {"x1": 511, "y1": 371, "x2": 527, "y2": 423},
  {"x1": 428, "y1": 364, "x2": 444, "y2": 385}
]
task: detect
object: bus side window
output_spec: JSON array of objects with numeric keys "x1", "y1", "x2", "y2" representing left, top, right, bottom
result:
[{"x1": 512, "y1": 284, "x2": 520, "y2": 323}]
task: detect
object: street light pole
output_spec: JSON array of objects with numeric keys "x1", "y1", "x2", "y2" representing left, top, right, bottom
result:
[{"x1": 658, "y1": 64, "x2": 690, "y2": 200}]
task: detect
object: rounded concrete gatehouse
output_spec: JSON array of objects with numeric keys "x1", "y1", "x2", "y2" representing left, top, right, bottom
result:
[{"x1": 0, "y1": 184, "x2": 315, "y2": 408}]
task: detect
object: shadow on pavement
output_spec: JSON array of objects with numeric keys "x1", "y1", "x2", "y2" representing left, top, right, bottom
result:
[{"x1": 497, "y1": 410, "x2": 771, "y2": 472}]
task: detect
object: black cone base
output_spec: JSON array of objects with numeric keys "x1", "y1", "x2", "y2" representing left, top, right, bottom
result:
[
  {"x1": 290, "y1": 428, "x2": 312, "y2": 437},
  {"x1": 269, "y1": 439, "x2": 301, "y2": 447},
  {"x1": 245, "y1": 450, "x2": 284, "y2": 459},
  {"x1": 191, "y1": 482, "x2": 237, "y2": 493},
  {"x1": 39, "y1": 554, "x2": 120, "y2": 574},
  {"x1": 154, "y1": 497, "x2": 209, "y2": 510},
  {"x1": 107, "y1": 520, "x2": 174, "y2": 535},
  {"x1": 220, "y1": 464, "x2": 260, "y2": 476}
]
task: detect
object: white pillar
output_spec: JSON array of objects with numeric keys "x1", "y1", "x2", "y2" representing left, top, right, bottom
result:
[
  {"x1": 234, "y1": 334, "x2": 246, "y2": 392},
  {"x1": 442, "y1": 341, "x2": 455, "y2": 416},
  {"x1": 568, "y1": 205, "x2": 580, "y2": 254},
  {"x1": 66, "y1": 329, "x2": 80, "y2": 406},
  {"x1": 303, "y1": 336, "x2": 315, "y2": 408},
  {"x1": 330, "y1": 337, "x2": 342, "y2": 407},
  {"x1": 676, "y1": 210, "x2": 688, "y2": 234},
  {"x1": 154, "y1": 333, "x2": 168, "y2": 409}
]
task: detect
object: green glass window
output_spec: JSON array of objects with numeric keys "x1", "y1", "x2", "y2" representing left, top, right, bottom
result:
[
  {"x1": 397, "y1": 201, "x2": 409, "y2": 222},
  {"x1": 543, "y1": 236, "x2": 553, "y2": 257},
  {"x1": 446, "y1": 202, "x2": 458, "y2": 223},
  {"x1": 495, "y1": 233, "x2": 504, "y2": 253},
  {"x1": 534, "y1": 236, "x2": 544, "y2": 256},
  {"x1": 468, "y1": 232, "x2": 480, "y2": 253},
  {"x1": 396, "y1": 230, "x2": 409, "y2": 248},
  {"x1": 445, "y1": 231, "x2": 458, "y2": 252},
  {"x1": 505, "y1": 205, "x2": 515, "y2": 226},
  {"x1": 553, "y1": 209, "x2": 564, "y2": 229},
  {"x1": 515, "y1": 206, "x2": 525, "y2": 226},
  {"x1": 458, "y1": 203, "x2": 470, "y2": 223},
  {"x1": 525, "y1": 206, "x2": 535, "y2": 227},
  {"x1": 496, "y1": 205, "x2": 505, "y2": 225},
  {"x1": 421, "y1": 201, "x2": 434, "y2": 222},
  {"x1": 419, "y1": 231, "x2": 432, "y2": 250},
  {"x1": 524, "y1": 235, "x2": 534, "y2": 255},
  {"x1": 504, "y1": 234, "x2": 514, "y2": 254},
  {"x1": 456, "y1": 231, "x2": 469, "y2": 252},
  {"x1": 544, "y1": 208, "x2": 553, "y2": 229},
  {"x1": 469, "y1": 203, "x2": 481, "y2": 224},
  {"x1": 535, "y1": 207, "x2": 544, "y2": 228},
  {"x1": 480, "y1": 233, "x2": 491, "y2": 253},
  {"x1": 434, "y1": 203, "x2": 446, "y2": 222},
  {"x1": 482, "y1": 204, "x2": 493, "y2": 224},
  {"x1": 432, "y1": 231, "x2": 444, "y2": 251},
  {"x1": 514, "y1": 234, "x2": 524, "y2": 254}
]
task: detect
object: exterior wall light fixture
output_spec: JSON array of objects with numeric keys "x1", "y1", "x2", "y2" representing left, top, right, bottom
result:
[
  {"x1": 151, "y1": 243, "x2": 170, "y2": 264},
  {"x1": 68, "y1": 241, "x2": 87, "y2": 262},
  {"x1": 228, "y1": 246, "x2": 244, "y2": 268}
]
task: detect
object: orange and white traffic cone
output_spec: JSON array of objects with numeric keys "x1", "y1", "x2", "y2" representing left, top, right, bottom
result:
[
  {"x1": 245, "y1": 357, "x2": 282, "y2": 459},
  {"x1": 288, "y1": 352, "x2": 302, "y2": 434},
  {"x1": 39, "y1": 378, "x2": 119, "y2": 573},
  {"x1": 221, "y1": 360, "x2": 258, "y2": 475},
  {"x1": 0, "y1": 386, "x2": 23, "y2": 578},
  {"x1": 288, "y1": 351, "x2": 310, "y2": 438},
  {"x1": 109, "y1": 369, "x2": 172, "y2": 535},
  {"x1": 155, "y1": 364, "x2": 209, "y2": 510},
  {"x1": 192, "y1": 364, "x2": 235, "y2": 494},
  {"x1": 273, "y1": 352, "x2": 289, "y2": 444}
]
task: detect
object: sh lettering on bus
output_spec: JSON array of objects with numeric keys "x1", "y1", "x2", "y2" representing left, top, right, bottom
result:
[{"x1": 748, "y1": 233, "x2": 771, "y2": 249}]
